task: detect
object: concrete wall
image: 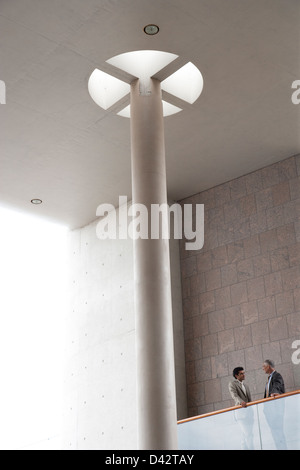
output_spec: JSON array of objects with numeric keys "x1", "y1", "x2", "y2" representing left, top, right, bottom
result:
[
  {"x1": 62, "y1": 205, "x2": 187, "y2": 450},
  {"x1": 180, "y1": 155, "x2": 300, "y2": 417}
]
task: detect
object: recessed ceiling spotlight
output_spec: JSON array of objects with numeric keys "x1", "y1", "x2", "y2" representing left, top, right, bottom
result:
[
  {"x1": 144, "y1": 24, "x2": 159, "y2": 35},
  {"x1": 31, "y1": 199, "x2": 42, "y2": 204}
]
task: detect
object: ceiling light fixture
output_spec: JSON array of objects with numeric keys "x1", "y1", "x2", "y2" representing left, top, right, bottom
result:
[
  {"x1": 144, "y1": 24, "x2": 159, "y2": 35},
  {"x1": 88, "y1": 69, "x2": 130, "y2": 110},
  {"x1": 31, "y1": 199, "x2": 42, "y2": 204},
  {"x1": 88, "y1": 50, "x2": 203, "y2": 117},
  {"x1": 106, "y1": 50, "x2": 178, "y2": 81}
]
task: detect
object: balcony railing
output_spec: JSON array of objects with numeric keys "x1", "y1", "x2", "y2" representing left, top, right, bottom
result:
[{"x1": 178, "y1": 390, "x2": 300, "y2": 450}]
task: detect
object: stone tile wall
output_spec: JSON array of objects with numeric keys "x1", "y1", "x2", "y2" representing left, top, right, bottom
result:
[{"x1": 179, "y1": 155, "x2": 300, "y2": 417}]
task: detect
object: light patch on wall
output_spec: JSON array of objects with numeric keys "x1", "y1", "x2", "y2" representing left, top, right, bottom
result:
[
  {"x1": 0, "y1": 206, "x2": 68, "y2": 450},
  {"x1": 88, "y1": 50, "x2": 203, "y2": 117},
  {"x1": 117, "y1": 100, "x2": 182, "y2": 118},
  {"x1": 161, "y1": 62, "x2": 204, "y2": 104},
  {"x1": 106, "y1": 50, "x2": 178, "y2": 82},
  {"x1": 88, "y1": 69, "x2": 130, "y2": 110}
]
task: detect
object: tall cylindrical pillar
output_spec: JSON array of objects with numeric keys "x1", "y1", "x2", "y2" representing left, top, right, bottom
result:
[{"x1": 130, "y1": 78, "x2": 178, "y2": 450}]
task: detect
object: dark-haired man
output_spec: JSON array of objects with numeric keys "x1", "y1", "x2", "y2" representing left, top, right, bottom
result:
[
  {"x1": 229, "y1": 367, "x2": 252, "y2": 407},
  {"x1": 228, "y1": 367, "x2": 254, "y2": 449}
]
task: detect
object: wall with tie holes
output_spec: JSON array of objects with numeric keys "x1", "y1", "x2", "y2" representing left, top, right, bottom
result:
[
  {"x1": 179, "y1": 154, "x2": 300, "y2": 417},
  {"x1": 62, "y1": 204, "x2": 187, "y2": 449}
]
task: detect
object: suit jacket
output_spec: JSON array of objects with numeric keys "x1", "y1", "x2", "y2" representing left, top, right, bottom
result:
[
  {"x1": 264, "y1": 371, "x2": 285, "y2": 398},
  {"x1": 229, "y1": 379, "x2": 252, "y2": 406}
]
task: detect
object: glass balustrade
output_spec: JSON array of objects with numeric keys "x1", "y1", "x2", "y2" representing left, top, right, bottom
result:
[{"x1": 178, "y1": 391, "x2": 300, "y2": 450}]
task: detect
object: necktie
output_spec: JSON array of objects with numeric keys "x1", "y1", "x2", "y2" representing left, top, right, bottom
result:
[{"x1": 266, "y1": 375, "x2": 270, "y2": 397}]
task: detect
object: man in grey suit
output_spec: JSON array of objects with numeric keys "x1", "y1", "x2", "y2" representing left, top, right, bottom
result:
[
  {"x1": 262, "y1": 359, "x2": 287, "y2": 449},
  {"x1": 229, "y1": 367, "x2": 252, "y2": 407},
  {"x1": 229, "y1": 367, "x2": 254, "y2": 449},
  {"x1": 263, "y1": 359, "x2": 285, "y2": 398}
]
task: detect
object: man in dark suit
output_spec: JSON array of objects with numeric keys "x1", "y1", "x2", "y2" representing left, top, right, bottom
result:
[
  {"x1": 263, "y1": 359, "x2": 285, "y2": 398},
  {"x1": 262, "y1": 360, "x2": 287, "y2": 449}
]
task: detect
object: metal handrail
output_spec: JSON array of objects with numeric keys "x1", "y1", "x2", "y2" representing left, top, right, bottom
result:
[{"x1": 177, "y1": 389, "x2": 300, "y2": 425}]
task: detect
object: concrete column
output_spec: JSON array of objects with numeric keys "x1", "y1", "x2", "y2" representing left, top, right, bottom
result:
[{"x1": 130, "y1": 78, "x2": 178, "y2": 450}]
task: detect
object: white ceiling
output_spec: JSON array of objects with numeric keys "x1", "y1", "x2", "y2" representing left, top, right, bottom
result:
[{"x1": 0, "y1": 0, "x2": 299, "y2": 229}]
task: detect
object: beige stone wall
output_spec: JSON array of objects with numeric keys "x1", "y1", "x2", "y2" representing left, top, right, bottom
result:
[{"x1": 179, "y1": 155, "x2": 300, "y2": 417}]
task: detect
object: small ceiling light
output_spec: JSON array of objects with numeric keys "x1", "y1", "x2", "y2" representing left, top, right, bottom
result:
[
  {"x1": 144, "y1": 24, "x2": 159, "y2": 35},
  {"x1": 31, "y1": 199, "x2": 42, "y2": 204}
]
